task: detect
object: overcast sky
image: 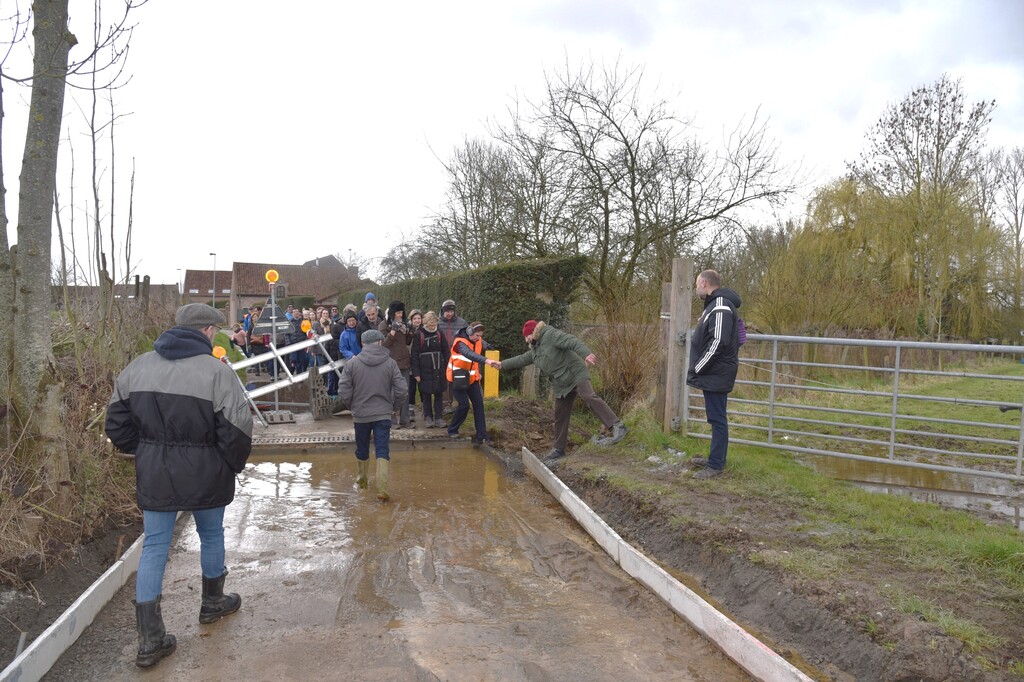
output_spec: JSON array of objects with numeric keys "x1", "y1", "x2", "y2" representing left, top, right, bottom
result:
[{"x1": 3, "y1": 0, "x2": 1023, "y2": 288}]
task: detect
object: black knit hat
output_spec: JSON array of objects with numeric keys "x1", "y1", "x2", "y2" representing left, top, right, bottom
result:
[{"x1": 387, "y1": 301, "x2": 405, "y2": 323}]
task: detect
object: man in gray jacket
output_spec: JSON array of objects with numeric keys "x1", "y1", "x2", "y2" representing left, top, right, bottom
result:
[
  {"x1": 106, "y1": 303, "x2": 253, "y2": 668},
  {"x1": 338, "y1": 329, "x2": 408, "y2": 501}
]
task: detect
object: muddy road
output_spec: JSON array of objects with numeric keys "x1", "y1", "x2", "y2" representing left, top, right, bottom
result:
[{"x1": 44, "y1": 448, "x2": 747, "y2": 681}]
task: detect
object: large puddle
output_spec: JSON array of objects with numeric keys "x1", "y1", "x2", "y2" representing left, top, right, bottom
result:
[
  {"x1": 46, "y1": 448, "x2": 748, "y2": 681},
  {"x1": 803, "y1": 455, "x2": 1024, "y2": 530}
]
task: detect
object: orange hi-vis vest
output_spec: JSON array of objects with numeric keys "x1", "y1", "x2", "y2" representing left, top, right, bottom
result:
[{"x1": 446, "y1": 336, "x2": 483, "y2": 385}]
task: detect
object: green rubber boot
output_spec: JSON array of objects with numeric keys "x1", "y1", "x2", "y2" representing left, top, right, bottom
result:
[
  {"x1": 376, "y1": 458, "x2": 390, "y2": 502},
  {"x1": 356, "y1": 460, "x2": 369, "y2": 489}
]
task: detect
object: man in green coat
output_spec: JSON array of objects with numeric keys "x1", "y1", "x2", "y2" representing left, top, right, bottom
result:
[{"x1": 498, "y1": 320, "x2": 627, "y2": 467}]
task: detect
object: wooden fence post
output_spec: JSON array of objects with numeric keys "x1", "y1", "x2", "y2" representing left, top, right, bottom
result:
[{"x1": 663, "y1": 258, "x2": 693, "y2": 434}]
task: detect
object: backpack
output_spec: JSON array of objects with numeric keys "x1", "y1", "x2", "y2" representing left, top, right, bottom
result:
[{"x1": 736, "y1": 317, "x2": 747, "y2": 347}]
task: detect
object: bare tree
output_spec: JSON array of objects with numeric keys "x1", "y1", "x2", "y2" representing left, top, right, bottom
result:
[{"x1": 421, "y1": 58, "x2": 797, "y2": 319}]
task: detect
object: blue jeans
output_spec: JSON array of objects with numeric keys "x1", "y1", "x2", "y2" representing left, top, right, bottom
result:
[
  {"x1": 704, "y1": 391, "x2": 729, "y2": 471},
  {"x1": 448, "y1": 382, "x2": 487, "y2": 441},
  {"x1": 354, "y1": 419, "x2": 391, "y2": 461},
  {"x1": 136, "y1": 507, "x2": 227, "y2": 602}
]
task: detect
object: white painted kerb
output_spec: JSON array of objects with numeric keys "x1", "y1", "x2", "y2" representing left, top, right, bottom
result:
[
  {"x1": 0, "y1": 529, "x2": 149, "y2": 682},
  {"x1": 522, "y1": 447, "x2": 812, "y2": 682}
]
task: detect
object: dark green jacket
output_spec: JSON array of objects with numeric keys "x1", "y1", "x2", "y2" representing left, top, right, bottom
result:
[{"x1": 500, "y1": 323, "x2": 591, "y2": 399}]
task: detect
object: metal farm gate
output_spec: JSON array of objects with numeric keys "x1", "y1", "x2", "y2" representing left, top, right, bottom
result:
[{"x1": 684, "y1": 334, "x2": 1024, "y2": 482}]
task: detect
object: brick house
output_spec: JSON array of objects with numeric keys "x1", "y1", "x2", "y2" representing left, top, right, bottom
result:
[
  {"x1": 227, "y1": 256, "x2": 370, "y2": 324},
  {"x1": 182, "y1": 269, "x2": 233, "y2": 307}
]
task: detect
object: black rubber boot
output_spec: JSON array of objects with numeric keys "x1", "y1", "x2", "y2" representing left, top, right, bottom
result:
[
  {"x1": 134, "y1": 596, "x2": 176, "y2": 668},
  {"x1": 199, "y1": 571, "x2": 242, "y2": 624}
]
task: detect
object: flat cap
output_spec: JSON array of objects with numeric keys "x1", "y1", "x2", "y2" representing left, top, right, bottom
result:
[
  {"x1": 175, "y1": 303, "x2": 224, "y2": 329},
  {"x1": 361, "y1": 329, "x2": 385, "y2": 344}
]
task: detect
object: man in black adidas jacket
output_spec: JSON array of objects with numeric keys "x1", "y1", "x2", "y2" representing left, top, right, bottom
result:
[
  {"x1": 686, "y1": 269, "x2": 741, "y2": 480},
  {"x1": 106, "y1": 303, "x2": 253, "y2": 668}
]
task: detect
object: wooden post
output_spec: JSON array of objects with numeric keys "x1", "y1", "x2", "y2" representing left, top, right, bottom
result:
[
  {"x1": 654, "y1": 282, "x2": 671, "y2": 423},
  {"x1": 663, "y1": 258, "x2": 693, "y2": 434},
  {"x1": 521, "y1": 365, "x2": 538, "y2": 398}
]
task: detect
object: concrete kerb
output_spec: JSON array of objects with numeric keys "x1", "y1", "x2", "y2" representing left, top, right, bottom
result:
[
  {"x1": 521, "y1": 447, "x2": 812, "y2": 682},
  {"x1": 0, "y1": 515, "x2": 180, "y2": 682}
]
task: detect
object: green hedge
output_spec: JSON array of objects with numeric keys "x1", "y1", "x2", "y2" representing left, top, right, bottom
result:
[{"x1": 339, "y1": 256, "x2": 588, "y2": 388}]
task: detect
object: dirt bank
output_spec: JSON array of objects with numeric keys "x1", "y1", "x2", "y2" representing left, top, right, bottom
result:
[{"x1": 487, "y1": 396, "x2": 1023, "y2": 682}]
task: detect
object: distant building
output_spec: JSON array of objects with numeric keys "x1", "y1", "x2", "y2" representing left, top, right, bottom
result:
[
  {"x1": 229, "y1": 260, "x2": 369, "y2": 323},
  {"x1": 182, "y1": 269, "x2": 233, "y2": 307},
  {"x1": 182, "y1": 256, "x2": 375, "y2": 324}
]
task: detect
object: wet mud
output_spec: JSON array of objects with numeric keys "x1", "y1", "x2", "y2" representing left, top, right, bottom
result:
[{"x1": 44, "y1": 449, "x2": 748, "y2": 681}]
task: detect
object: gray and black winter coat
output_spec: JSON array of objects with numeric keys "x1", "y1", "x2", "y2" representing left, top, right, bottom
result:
[{"x1": 105, "y1": 327, "x2": 254, "y2": 512}]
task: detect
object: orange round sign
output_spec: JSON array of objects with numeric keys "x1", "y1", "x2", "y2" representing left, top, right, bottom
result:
[
  {"x1": 265, "y1": 269, "x2": 279, "y2": 283},
  {"x1": 301, "y1": 320, "x2": 311, "y2": 333},
  {"x1": 212, "y1": 346, "x2": 227, "y2": 359}
]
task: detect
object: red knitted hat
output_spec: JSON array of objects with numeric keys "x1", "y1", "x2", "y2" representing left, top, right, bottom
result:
[{"x1": 522, "y1": 320, "x2": 538, "y2": 337}]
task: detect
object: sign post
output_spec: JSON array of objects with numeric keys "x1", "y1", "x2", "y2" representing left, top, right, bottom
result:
[{"x1": 266, "y1": 269, "x2": 280, "y2": 413}]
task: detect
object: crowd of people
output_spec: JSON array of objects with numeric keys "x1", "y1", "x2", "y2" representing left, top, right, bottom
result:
[{"x1": 228, "y1": 274, "x2": 741, "y2": 476}]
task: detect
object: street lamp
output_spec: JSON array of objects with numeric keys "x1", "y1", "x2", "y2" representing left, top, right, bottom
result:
[{"x1": 210, "y1": 252, "x2": 217, "y2": 308}]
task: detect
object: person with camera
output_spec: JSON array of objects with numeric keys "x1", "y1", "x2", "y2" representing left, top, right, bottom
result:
[{"x1": 380, "y1": 301, "x2": 414, "y2": 428}]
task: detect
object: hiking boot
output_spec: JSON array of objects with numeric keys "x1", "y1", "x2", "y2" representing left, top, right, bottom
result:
[
  {"x1": 199, "y1": 571, "x2": 242, "y2": 624},
  {"x1": 376, "y1": 458, "x2": 391, "y2": 502},
  {"x1": 356, "y1": 459, "x2": 369, "y2": 488},
  {"x1": 472, "y1": 436, "x2": 492, "y2": 447},
  {"x1": 134, "y1": 596, "x2": 176, "y2": 668},
  {"x1": 542, "y1": 449, "x2": 567, "y2": 467},
  {"x1": 693, "y1": 467, "x2": 724, "y2": 480},
  {"x1": 689, "y1": 456, "x2": 709, "y2": 468},
  {"x1": 596, "y1": 421, "x2": 628, "y2": 446},
  {"x1": 435, "y1": 419, "x2": 446, "y2": 428}
]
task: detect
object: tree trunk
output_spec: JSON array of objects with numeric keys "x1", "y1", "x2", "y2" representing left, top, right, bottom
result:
[{"x1": 12, "y1": 0, "x2": 76, "y2": 412}]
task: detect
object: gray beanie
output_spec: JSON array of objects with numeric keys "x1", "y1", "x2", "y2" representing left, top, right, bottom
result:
[
  {"x1": 175, "y1": 303, "x2": 224, "y2": 330},
  {"x1": 361, "y1": 329, "x2": 385, "y2": 345},
  {"x1": 441, "y1": 299, "x2": 456, "y2": 312}
]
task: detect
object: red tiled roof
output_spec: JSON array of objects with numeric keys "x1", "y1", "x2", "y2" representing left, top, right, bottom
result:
[
  {"x1": 183, "y1": 270, "x2": 232, "y2": 296},
  {"x1": 232, "y1": 262, "x2": 361, "y2": 299}
]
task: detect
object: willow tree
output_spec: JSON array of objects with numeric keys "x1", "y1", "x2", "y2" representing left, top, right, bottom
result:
[{"x1": 850, "y1": 74, "x2": 996, "y2": 338}]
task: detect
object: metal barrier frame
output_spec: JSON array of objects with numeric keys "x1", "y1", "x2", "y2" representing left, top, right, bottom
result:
[
  {"x1": 685, "y1": 334, "x2": 1024, "y2": 482},
  {"x1": 227, "y1": 334, "x2": 347, "y2": 425}
]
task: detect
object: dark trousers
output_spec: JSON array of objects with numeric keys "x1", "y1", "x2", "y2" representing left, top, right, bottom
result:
[
  {"x1": 408, "y1": 373, "x2": 418, "y2": 406},
  {"x1": 553, "y1": 379, "x2": 619, "y2": 451},
  {"x1": 354, "y1": 419, "x2": 391, "y2": 461},
  {"x1": 422, "y1": 391, "x2": 443, "y2": 421},
  {"x1": 448, "y1": 382, "x2": 486, "y2": 440},
  {"x1": 327, "y1": 367, "x2": 339, "y2": 396},
  {"x1": 703, "y1": 391, "x2": 729, "y2": 470}
]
